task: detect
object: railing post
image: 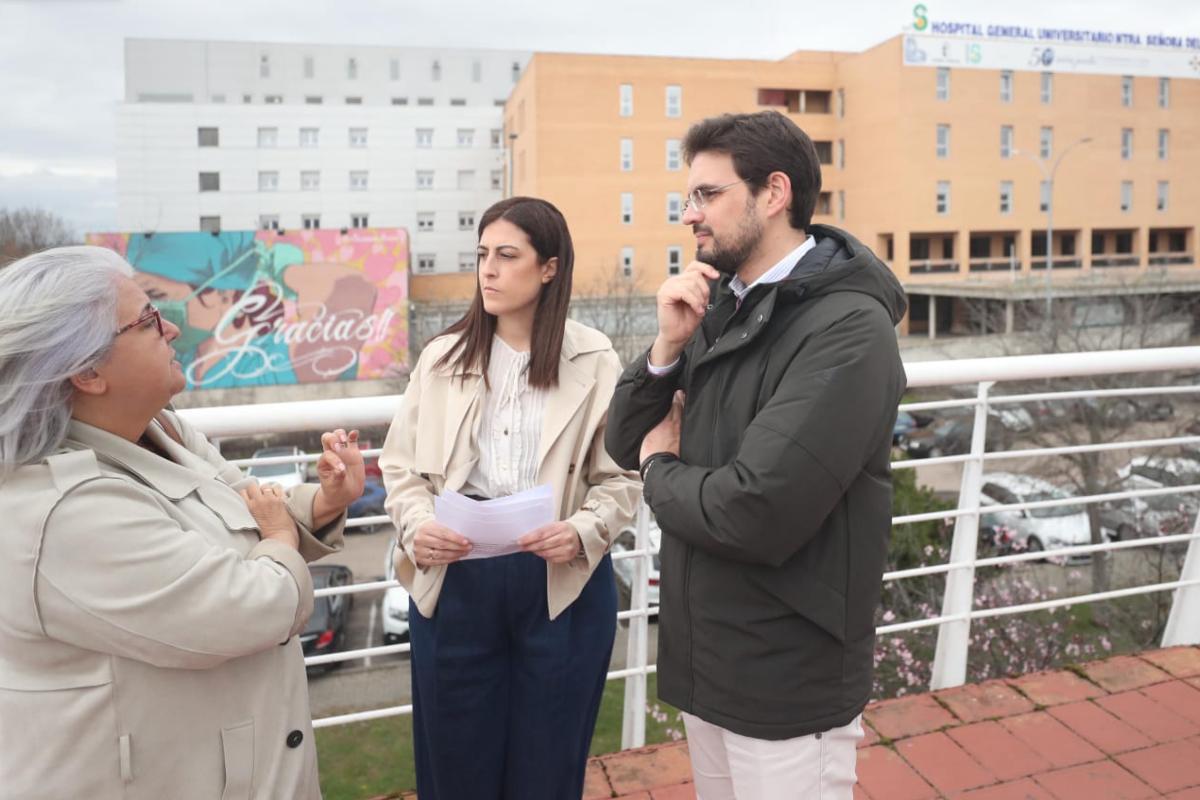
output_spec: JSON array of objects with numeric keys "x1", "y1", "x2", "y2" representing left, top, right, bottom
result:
[
  {"x1": 1162, "y1": 508, "x2": 1200, "y2": 646},
  {"x1": 621, "y1": 501, "x2": 650, "y2": 749},
  {"x1": 931, "y1": 381, "x2": 993, "y2": 689}
]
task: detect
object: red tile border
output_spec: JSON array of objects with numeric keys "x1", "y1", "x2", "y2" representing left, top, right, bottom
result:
[
  {"x1": 1116, "y1": 738, "x2": 1200, "y2": 794},
  {"x1": 855, "y1": 746, "x2": 939, "y2": 800},
  {"x1": 1007, "y1": 669, "x2": 1105, "y2": 706},
  {"x1": 1142, "y1": 680, "x2": 1200, "y2": 728},
  {"x1": 1033, "y1": 760, "x2": 1158, "y2": 799},
  {"x1": 948, "y1": 720, "x2": 1053, "y2": 781},
  {"x1": 859, "y1": 720, "x2": 881, "y2": 749},
  {"x1": 1096, "y1": 690, "x2": 1200, "y2": 743},
  {"x1": 583, "y1": 759, "x2": 613, "y2": 800},
  {"x1": 998, "y1": 711, "x2": 1105, "y2": 770},
  {"x1": 1080, "y1": 654, "x2": 1172, "y2": 693},
  {"x1": 896, "y1": 732, "x2": 995, "y2": 794},
  {"x1": 649, "y1": 784, "x2": 696, "y2": 800},
  {"x1": 1048, "y1": 700, "x2": 1156, "y2": 754},
  {"x1": 961, "y1": 778, "x2": 1057, "y2": 799},
  {"x1": 864, "y1": 694, "x2": 957, "y2": 740},
  {"x1": 936, "y1": 680, "x2": 1036, "y2": 723},
  {"x1": 603, "y1": 742, "x2": 694, "y2": 796},
  {"x1": 1140, "y1": 647, "x2": 1200, "y2": 679}
]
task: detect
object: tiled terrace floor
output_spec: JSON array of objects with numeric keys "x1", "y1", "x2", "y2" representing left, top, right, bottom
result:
[{"x1": 576, "y1": 646, "x2": 1200, "y2": 799}]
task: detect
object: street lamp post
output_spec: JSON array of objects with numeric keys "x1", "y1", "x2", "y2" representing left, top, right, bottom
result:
[{"x1": 1014, "y1": 136, "x2": 1093, "y2": 325}]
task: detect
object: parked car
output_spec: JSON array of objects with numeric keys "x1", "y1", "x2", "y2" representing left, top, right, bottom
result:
[
  {"x1": 902, "y1": 416, "x2": 1010, "y2": 458},
  {"x1": 380, "y1": 537, "x2": 412, "y2": 644},
  {"x1": 347, "y1": 477, "x2": 387, "y2": 532},
  {"x1": 301, "y1": 564, "x2": 354, "y2": 674},
  {"x1": 246, "y1": 445, "x2": 307, "y2": 490},
  {"x1": 1114, "y1": 455, "x2": 1200, "y2": 535},
  {"x1": 611, "y1": 518, "x2": 661, "y2": 613},
  {"x1": 977, "y1": 473, "x2": 1099, "y2": 556},
  {"x1": 892, "y1": 410, "x2": 934, "y2": 445},
  {"x1": 1072, "y1": 397, "x2": 1174, "y2": 427}
]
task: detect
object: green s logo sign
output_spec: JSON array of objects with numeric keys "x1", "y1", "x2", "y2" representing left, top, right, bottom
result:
[{"x1": 913, "y1": 4, "x2": 928, "y2": 31}]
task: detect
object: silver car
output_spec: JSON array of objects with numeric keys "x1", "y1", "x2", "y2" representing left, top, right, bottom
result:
[{"x1": 978, "y1": 473, "x2": 1096, "y2": 555}]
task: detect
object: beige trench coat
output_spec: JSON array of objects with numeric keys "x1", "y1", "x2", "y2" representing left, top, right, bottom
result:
[
  {"x1": 381, "y1": 319, "x2": 641, "y2": 620},
  {"x1": 0, "y1": 412, "x2": 344, "y2": 800}
]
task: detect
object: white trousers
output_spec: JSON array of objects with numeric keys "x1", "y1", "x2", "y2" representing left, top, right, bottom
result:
[{"x1": 681, "y1": 712, "x2": 863, "y2": 800}]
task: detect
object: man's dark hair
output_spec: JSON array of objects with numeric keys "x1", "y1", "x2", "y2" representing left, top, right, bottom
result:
[{"x1": 683, "y1": 111, "x2": 822, "y2": 232}]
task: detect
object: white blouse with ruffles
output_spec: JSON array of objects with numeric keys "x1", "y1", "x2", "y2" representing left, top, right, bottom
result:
[{"x1": 461, "y1": 335, "x2": 547, "y2": 499}]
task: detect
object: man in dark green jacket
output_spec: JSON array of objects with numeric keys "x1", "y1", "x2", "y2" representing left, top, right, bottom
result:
[{"x1": 605, "y1": 111, "x2": 907, "y2": 799}]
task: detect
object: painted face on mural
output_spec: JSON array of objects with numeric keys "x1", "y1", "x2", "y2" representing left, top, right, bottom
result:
[{"x1": 476, "y1": 219, "x2": 557, "y2": 319}]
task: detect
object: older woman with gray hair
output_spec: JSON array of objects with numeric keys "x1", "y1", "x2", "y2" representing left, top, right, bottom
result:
[{"x1": 0, "y1": 246, "x2": 364, "y2": 799}]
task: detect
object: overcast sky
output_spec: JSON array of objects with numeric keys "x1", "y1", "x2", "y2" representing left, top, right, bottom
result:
[{"x1": 1, "y1": 0, "x2": 1195, "y2": 236}]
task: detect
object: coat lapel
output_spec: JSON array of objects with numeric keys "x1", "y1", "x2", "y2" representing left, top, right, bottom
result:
[
  {"x1": 537, "y1": 355, "x2": 594, "y2": 470},
  {"x1": 439, "y1": 372, "x2": 482, "y2": 475}
]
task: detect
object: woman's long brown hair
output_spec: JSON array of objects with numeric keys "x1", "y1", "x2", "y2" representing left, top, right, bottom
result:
[{"x1": 433, "y1": 196, "x2": 574, "y2": 388}]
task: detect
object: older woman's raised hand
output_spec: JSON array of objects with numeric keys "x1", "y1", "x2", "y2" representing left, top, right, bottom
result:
[
  {"x1": 316, "y1": 428, "x2": 366, "y2": 509},
  {"x1": 239, "y1": 483, "x2": 300, "y2": 550}
]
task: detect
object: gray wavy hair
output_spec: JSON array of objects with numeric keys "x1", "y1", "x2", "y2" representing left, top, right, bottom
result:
[{"x1": 0, "y1": 245, "x2": 134, "y2": 476}]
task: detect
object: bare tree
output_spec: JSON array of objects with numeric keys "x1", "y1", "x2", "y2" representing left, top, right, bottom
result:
[
  {"x1": 0, "y1": 208, "x2": 77, "y2": 265},
  {"x1": 569, "y1": 260, "x2": 658, "y2": 366}
]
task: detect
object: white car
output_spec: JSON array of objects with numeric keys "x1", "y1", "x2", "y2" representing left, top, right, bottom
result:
[
  {"x1": 246, "y1": 445, "x2": 307, "y2": 490},
  {"x1": 1115, "y1": 455, "x2": 1200, "y2": 535},
  {"x1": 380, "y1": 537, "x2": 412, "y2": 644},
  {"x1": 611, "y1": 518, "x2": 661, "y2": 611},
  {"x1": 978, "y1": 473, "x2": 1096, "y2": 554}
]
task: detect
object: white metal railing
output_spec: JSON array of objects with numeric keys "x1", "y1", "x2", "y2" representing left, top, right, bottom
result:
[{"x1": 180, "y1": 345, "x2": 1200, "y2": 747}]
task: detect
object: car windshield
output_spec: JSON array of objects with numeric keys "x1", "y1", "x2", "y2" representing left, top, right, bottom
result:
[
  {"x1": 1025, "y1": 489, "x2": 1084, "y2": 518},
  {"x1": 248, "y1": 460, "x2": 298, "y2": 477}
]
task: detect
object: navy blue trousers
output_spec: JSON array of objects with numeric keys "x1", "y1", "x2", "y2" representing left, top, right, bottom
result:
[{"x1": 409, "y1": 551, "x2": 617, "y2": 800}]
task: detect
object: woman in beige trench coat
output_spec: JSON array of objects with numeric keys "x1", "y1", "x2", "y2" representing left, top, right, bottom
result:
[{"x1": 0, "y1": 246, "x2": 364, "y2": 799}]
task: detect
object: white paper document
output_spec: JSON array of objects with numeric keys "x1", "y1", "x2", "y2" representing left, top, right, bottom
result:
[{"x1": 434, "y1": 484, "x2": 556, "y2": 560}]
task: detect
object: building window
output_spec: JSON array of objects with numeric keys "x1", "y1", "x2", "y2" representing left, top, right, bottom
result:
[
  {"x1": 351, "y1": 213, "x2": 369, "y2": 229},
  {"x1": 471, "y1": 60, "x2": 482, "y2": 82},
  {"x1": 620, "y1": 138, "x2": 633, "y2": 171},
  {"x1": 999, "y1": 181, "x2": 1013, "y2": 214},
  {"x1": 490, "y1": 129, "x2": 502, "y2": 149},
  {"x1": 242, "y1": 94, "x2": 252, "y2": 104},
  {"x1": 390, "y1": 58, "x2": 400, "y2": 81},
  {"x1": 836, "y1": 88, "x2": 845, "y2": 118},
  {"x1": 936, "y1": 67, "x2": 950, "y2": 101},
  {"x1": 200, "y1": 216, "x2": 221, "y2": 233},
  {"x1": 837, "y1": 139, "x2": 845, "y2": 169},
  {"x1": 1000, "y1": 125, "x2": 1014, "y2": 159},
  {"x1": 1157, "y1": 181, "x2": 1168, "y2": 211},
  {"x1": 999, "y1": 70, "x2": 1013, "y2": 103},
  {"x1": 1121, "y1": 128, "x2": 1133, "y2": 160},
  {"x1": 257, "y1": 127, "x2": 277, "y2": 148},
  {"x1": 936, "y1": 124, "x2": 950, "y2": 159},
  {"x1": 838, "y1": 190, "x2": 845, "y2": 221},
  {"x1": 457, "y1": 170, "x2": 474, "y2": 190},
  {"x1": 211, "y1": 94, "x2": 226, "y2": 103},
  {"x1": 511, "y1": 61, "x2": 521, "y2": 83},
  {"x1": 416, "y1": 170, "x2": 434, "y2": 190},
  {"x1": 259, "y1": 214, "x2": 279, "y2": 230},
  {"x1": 1120, "y1": 180, "x2": 1133, "y2": 212},
  {"x1": 197, "y1": 127, "x2": 219, "y2": 147},
  {"x1": 349, "y1": 171, "x2": 368, "y2": 191},
  {"x1": 458, "y1": 211, "x2": 476, "y2": 231},
  {"x1": 345, "y1": 96, "x2": 362, "y2": 105},
  {"x1": 392, "y1": 97, "x2": 408, "y2": 105},
  {"x1": 457, "y1": 128, "x2": 475, "y2": 148},
  {"x1": 416, "y1": 128, "x2": 433, "y2": 148},
  {"x1": 198, "y1": 172, "x2": 220, "y2": 192},
  {"x1": 349, "y1": 127, "x2": 368, "y2": 147},
  {"x1": 490, "y1": 170, "x2": 503, "y2": 190},
  {"x1": 1039, "y1": 126, "x2": 1053, "y2": 160},
  {"x1": 935, "y1": 181, "x2": 950, "y2": 215},
  {"x1": 260, "y1": 54, "x2": 270, "y2": 78},
  {"x1": 665, "y1": 85, "x2": 682, "y2": 117},
  {"x1": 666, "y1": 139, "x2": 681, "y2": 171},
  {"x1": 816, "y1": 192, "x2": 832, "y2": 215},
  {"x1": 432, "y1": 60, "x2": 441, "y2": 81},
  {"x1": 450, "y1": 98, "x2": 466, "y2": 107},
  {"x1": 264, "y1": 95, "x2": 283, "y2": 104},
  {"x1": 1039, "y1": 181, "x2": 1051, "y2": 212},
  {"x1": 458, "y1": 252, "x2": 476, "y2": 272},
  {"x1": 258, "y1": 171, "x2": 279, "y2": 192},
  {"x1": 621, "y1": 192, "x2": 633, "y2": 224},
  {"x1": 417, "y1": 97, "x2": 434, "y2": 106},
  {"x1": 347, "y1": 57, "x2": 358, "y2": 80},
  {"x1": 667, "y1": 247, "x2": 682, "y2": 275},
  {"x1": 416, "y1": 253, "x2": 436, "y2": 274},
  {"x1": 305, "y1": 95, "x2": 323, "y2": 105},
  {"x1": 619, "y1": 83, "x2": 633, "y2": 117},
  {"x1": 1159, "y1": 77, "x2": 1170, "y2": 109},
  {"x1": 302, "y1": 214, "x2": 321, "y2": 230},
  {"x1": 1158, "y1": 129, "x2": 1169, "y2": 160},
  {"x1": 417, "y1": 212, "x2": 434, "y2": 231},
  {"x1": 1040, "y1": 72, "x2": 1053, "y2": 104},
  {"x1": 621, "y1": 247, "x2": 634, "y2": 278},
  {"x1": 303, "y1": 55, "x2": 315, "y2": 79},
  {"x1": 666, "y1": 192, "x2": 682, "y2": 224},
  {"x1": 300, "y1": 127, "x2": 319, "y2": 147},
  {"x1": 1121, "y1": 75, "x2": 1133, "y2": 107},
  {"x1": 301, "y1": 171, "x2": 320, "y2": 191}
]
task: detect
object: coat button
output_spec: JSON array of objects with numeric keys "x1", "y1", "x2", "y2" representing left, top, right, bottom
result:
[{"x1": 286, "y1": 730, "x2": 304, "y2": 748}]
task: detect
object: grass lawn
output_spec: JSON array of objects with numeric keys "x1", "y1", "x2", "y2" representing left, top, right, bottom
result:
[{"x1": 315, "y1": 674, "x2": 683, "y2": 800}]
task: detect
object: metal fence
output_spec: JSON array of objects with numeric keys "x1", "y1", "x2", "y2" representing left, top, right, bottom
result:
[{"x1": 179, "y1": 345, "x2": 1200, "y2": 749}]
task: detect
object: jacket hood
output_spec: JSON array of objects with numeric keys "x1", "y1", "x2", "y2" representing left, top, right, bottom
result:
[{"x1": 771, "y1": 224, "x2": 908, "y2": 324}]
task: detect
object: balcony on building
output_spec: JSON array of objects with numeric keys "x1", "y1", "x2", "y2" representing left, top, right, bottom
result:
[
  {"x1": 909, "y1": 232, "x2": 959, "y2": 275},
  {"x1": 1092, "y1": 228, "x2": 1140, "y2": 269},
  {"x1": 756, "y1": 88, "x2": 831, "y2": 114},
  {"x1": 1031, "y1": 229, "x2": 1083, "y2": 270},
  {"x1": 1149, "y1": 227, "x2": 1195, "y2": 267},
  {"x1": 968, "y1": 231, "x2": 1021, "y2": 273}
]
